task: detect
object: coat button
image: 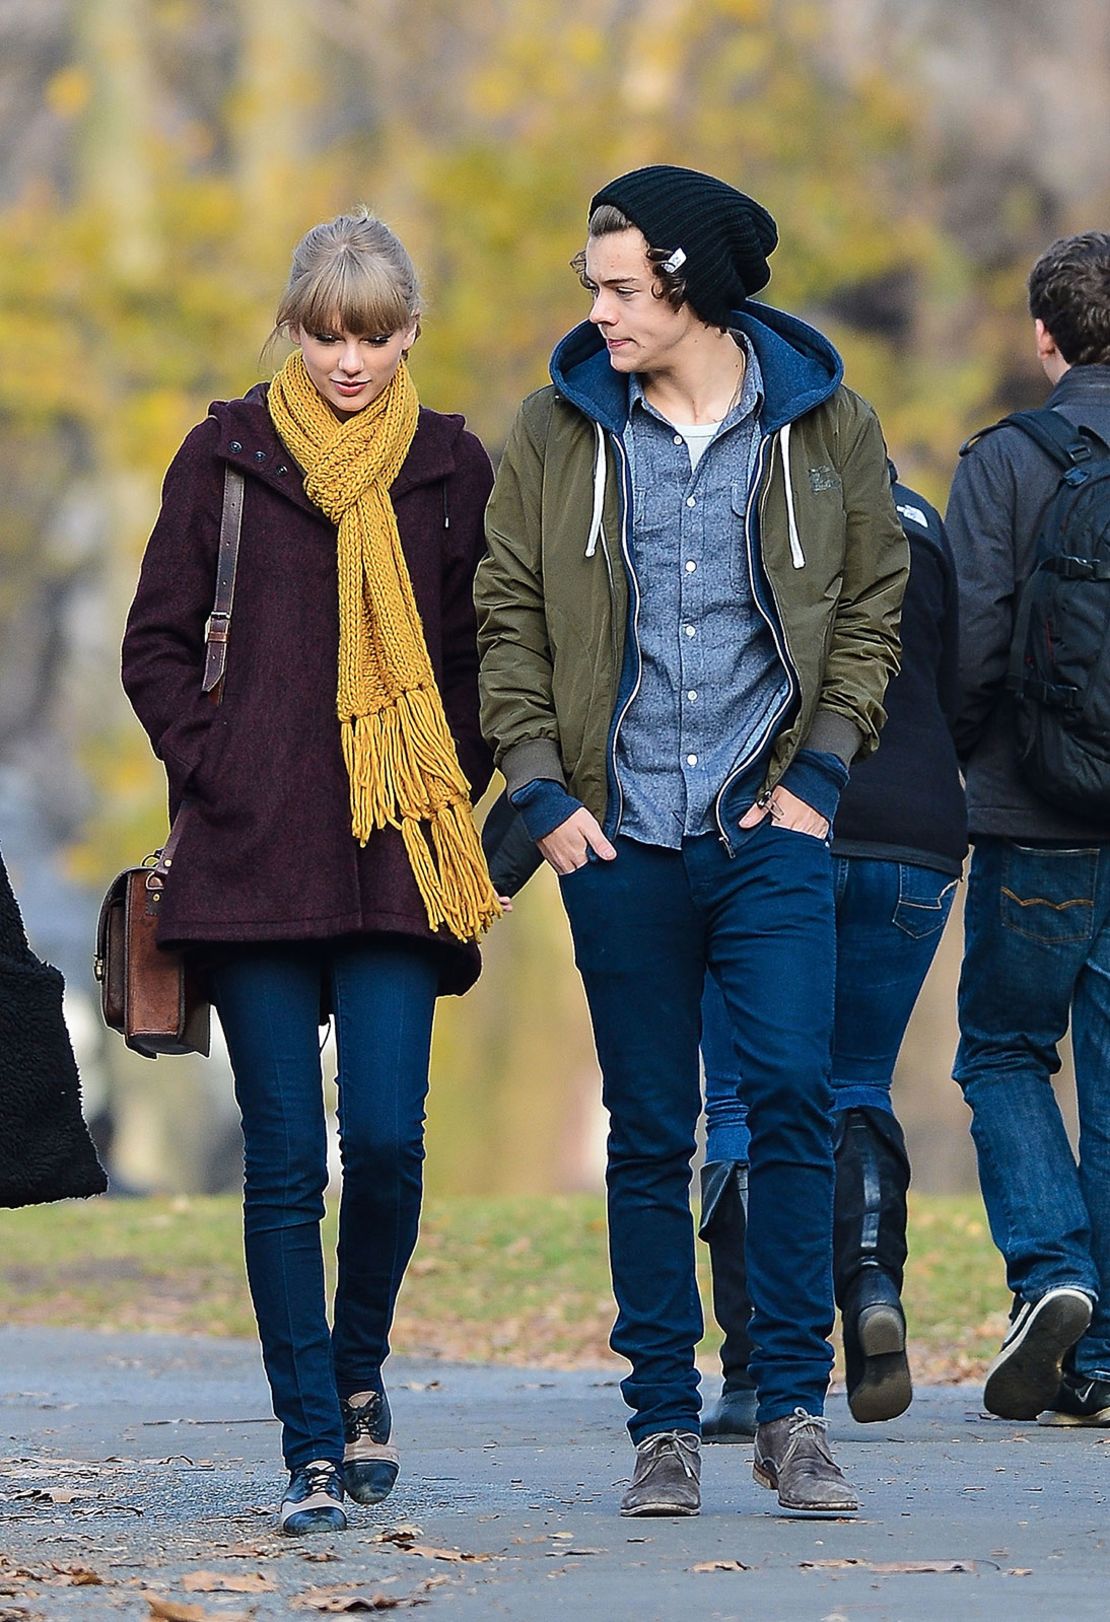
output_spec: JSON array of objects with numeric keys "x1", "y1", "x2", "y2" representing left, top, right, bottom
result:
[
  {"x1": 254, "y1": 450, "x2": 267, "y2": 462},
  {"x1": 276, "y1": 465, "x2": 288, "y2": 476},
  {"x1": 229, "y1": 440, "x2": 242, "y2": 453}
]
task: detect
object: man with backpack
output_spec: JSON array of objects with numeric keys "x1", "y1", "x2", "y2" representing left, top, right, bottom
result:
[{"x1": 947, "y1": 231, "x2": 1110, "y2": 1425}]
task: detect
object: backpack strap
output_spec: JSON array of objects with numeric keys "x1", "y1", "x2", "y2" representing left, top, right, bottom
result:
[{"x1": 961, "y1": 406, "x2": 1102, "y2": 475}]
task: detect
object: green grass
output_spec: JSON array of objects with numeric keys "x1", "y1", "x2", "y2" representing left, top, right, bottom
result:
[{"x1": 0, "y1": 1193, "x2": 1007, "y2": 1380}]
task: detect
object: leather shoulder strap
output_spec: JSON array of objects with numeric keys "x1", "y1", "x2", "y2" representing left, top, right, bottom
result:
[{"x1": 202, "y1": 466, "x2": 245, "y2": 700}]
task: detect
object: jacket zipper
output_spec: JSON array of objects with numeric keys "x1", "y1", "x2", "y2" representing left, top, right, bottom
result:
[
  {"x1": 607, "y1": 433, "x2": 641, "y2": 837},
  {"x1": 713, "y1": 428, "x2": 801, "y2": 850}
]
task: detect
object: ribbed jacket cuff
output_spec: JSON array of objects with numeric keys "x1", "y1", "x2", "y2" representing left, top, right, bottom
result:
[
  {"x1": 498, "y1": 737, "x2": 567, "y2": 798},
  {"x1": 805, "y1": 708, "x2": 863, "y2": 767}
]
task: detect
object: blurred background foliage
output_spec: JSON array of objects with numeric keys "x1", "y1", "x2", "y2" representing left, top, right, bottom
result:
[{"x1": 0, "y1": 0, "x2": 1106, "y2": 1196}]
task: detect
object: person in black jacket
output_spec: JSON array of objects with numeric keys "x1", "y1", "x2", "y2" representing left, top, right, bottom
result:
[
  {"x1": 0, "y1": 844, "x2": 106, "y2": 1209},
  {"x1": 482, "y1": 468, "x2": 966, "y2": 1435},
  {"x1": 947, "y1": 232, "x2": 1110, "y2": 1427}
]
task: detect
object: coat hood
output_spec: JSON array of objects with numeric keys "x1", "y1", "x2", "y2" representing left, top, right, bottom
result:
[{"x1": 549, "y1": 300, "x2": 844, "y2": 435}]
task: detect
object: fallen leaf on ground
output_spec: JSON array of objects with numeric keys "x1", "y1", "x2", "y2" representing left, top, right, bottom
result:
[
  {"x1": 73, "y1": 1503, "x2": 144, "y2": 1517},
  {"x1": 801, "y1": 1558, "x2": 984, "y2": 1574},
  {"x1": 144, "y1": 1599, "x2": 249, "y2": 1622},
  {"x1": 182, "y1": 1570, "x2": 276, "y2": 1593},
  {"x1": 692, "y1": 1559, "x2": 750, "y2": 1573},
  {"x1": 372, "y1": 1526, "x2": 488, "y2": 1563},
  {"x1": 45, "y1": 1566, "x2": 111, "y2": 1586},
  {"x1": 293, "y1": 1582, "x2": 435, "y2": 1612},
  {"x1": 372, "y1": 1525, "x2": 423, "y2": 1544}
]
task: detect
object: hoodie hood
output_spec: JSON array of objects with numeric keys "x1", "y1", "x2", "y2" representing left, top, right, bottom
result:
[{"x1": 549, "y1": 301, "x2": 843, "y2": 436}]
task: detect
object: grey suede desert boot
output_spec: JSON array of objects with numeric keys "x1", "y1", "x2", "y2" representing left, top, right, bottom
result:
[
  {"x1": 619, "y1": 1429, "x2": 701, "y2": 1516},
  {"x1": 753, "y1": 1408, "x2": 858, "y2": 1514}
]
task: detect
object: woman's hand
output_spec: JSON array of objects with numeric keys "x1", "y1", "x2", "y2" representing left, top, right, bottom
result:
[
  {"x1": 537, "y1": 808, "x2": 618, "y2": 875},
  {"x1": 739, "y1": 784, "x2": 829, "y2": 841}
]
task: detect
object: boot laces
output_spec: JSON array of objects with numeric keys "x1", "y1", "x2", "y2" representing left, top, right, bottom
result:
[
  {"x1": 782, "y1": 1408, "x2": 835, "y2": 1468},
  {"x1": 787, "y1": 1407, "x2": 829, "y2": 1439},
  {"x1": 344, "y1": 1392, "x2": 384, "y2": 1441},
  {"x1": 300, "y1": 1460, "x2": 338, "y2": 1497},
  {"x1": 636, "y1": 1430, "x2": 699, "y2": 1479}
]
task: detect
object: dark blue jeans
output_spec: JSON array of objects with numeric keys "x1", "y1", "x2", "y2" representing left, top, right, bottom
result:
[
  {"x1": 703, "y1": 858, "x2": 958, "y2": 1162},
  {"x1": 955, "y1": 837, "x2": 1110, "y2": 1379},
  {"x1": 211, "y1": 938, "x2": 439, "y2": 1471},
  {"x1": 558, "y1": 824, "x2": 837, "y2": 1437}
]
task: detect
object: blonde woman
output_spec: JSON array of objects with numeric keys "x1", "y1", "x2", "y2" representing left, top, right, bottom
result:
[{"x1": 123, "y1": 210, "x2": 498, "y2": 1533}]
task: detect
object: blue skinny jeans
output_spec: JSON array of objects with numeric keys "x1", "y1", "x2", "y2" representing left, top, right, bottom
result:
[
  {"x1": 210, "y1": 938, "x2": 439, "y2": 1471},
  {"x1": 558, "y1": 824, "x2": 838, "y2": 1436}
]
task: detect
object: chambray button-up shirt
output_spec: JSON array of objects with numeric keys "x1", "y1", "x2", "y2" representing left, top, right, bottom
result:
[{"x1": 617, "y1": 336, "x2": 790, "y2": 847}]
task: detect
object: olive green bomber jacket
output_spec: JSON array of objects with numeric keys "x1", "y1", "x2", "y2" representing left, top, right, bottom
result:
[{"x1": 475, "y1": 346, "x2": 908, "y2": 837}]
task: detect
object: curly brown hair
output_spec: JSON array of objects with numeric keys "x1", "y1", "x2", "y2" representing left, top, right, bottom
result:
[
  {"x1": 570, "y1": 203, "x2": 690, "y2": 311},
  {"x1": 1028, "y1": 233, "x2": 1110, "y2": 366}
]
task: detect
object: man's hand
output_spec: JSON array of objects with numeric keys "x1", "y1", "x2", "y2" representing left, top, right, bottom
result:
[
  {"x1": 739, "y1": 783, "x2": 829, "y2": 841},
  {"x1": 537, "y1": 808, "x2": 618, "y2": 875}
]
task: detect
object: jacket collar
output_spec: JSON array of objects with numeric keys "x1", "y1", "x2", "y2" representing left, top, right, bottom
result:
[
  {"x1": 1048, "y1": 363, "x2": 1110, "y2": 413},
  {"x1": 207, "y1": 384, "x2": 464, "y2": 517},
  {"x1": 549, "y1": 300, "x2": 843, "y2": 437}
]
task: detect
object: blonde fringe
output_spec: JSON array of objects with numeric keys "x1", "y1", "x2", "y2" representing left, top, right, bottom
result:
[{"x1": 269, "y1": 350, "x2": 500, "y2": 942}]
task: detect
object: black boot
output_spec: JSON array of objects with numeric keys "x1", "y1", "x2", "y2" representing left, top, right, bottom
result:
[
  {"x1": 698, "y1": 1161, "x2": 758, "y2": 1441},
  {"x1": 834, "y1": 1108, "x2": 912, "y2": 1423}
]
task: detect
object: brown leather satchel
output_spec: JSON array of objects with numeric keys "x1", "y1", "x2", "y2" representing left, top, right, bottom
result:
[{"x1": 95, "y1": 465, "x2": 245, "y2": 1059}]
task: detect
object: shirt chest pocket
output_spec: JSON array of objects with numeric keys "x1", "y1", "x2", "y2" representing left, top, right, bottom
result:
[
  {"x1": 729, "y1": 481, "x2": 755, "y2": 594},
  {"x1": 631, "y1": 486, "x2": 683, "y2": 585}
]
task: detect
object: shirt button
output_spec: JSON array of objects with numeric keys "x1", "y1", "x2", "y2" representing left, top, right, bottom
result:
[
  {"x1": 687, "y1": 690, "x2": 697, "y2": 701},
  {"x1": 685, "y1": 560, "x2": 696, "y2": 573},
  {"x1": 687, "y1": 754, "x2": 698, "y2": 766},
  {"x1": 684, "y1": 624, "x2": 696, "y2": 637},
  {"x1": 686, "y1": 495, "x2": 696, "y2": 508}
]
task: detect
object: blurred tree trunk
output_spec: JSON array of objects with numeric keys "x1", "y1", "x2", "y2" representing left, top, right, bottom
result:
[{"x1": 233, "y1": 0, "x2": 317, "y2": 276}]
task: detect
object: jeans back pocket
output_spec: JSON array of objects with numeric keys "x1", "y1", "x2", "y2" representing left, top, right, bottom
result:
[
  {"x1": 892, "y1": 866, "x2": 959, "y2": 940},
  {"x1": 1000, "y1": 845, "x2": 1097, "y2": 945}
]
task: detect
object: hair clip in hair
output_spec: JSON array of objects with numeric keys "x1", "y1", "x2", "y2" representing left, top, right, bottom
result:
[{"x1": 661, "y1": 247, "x2": 687, "y2": 274}]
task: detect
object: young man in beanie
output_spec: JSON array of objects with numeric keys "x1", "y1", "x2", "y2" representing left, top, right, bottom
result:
[
  {"x1": 476, "y1": 166, "x2": 906, "y2": 1515},
  {"x1": 948, "y1": 232, "x2": 1110, "y2": 1425}
]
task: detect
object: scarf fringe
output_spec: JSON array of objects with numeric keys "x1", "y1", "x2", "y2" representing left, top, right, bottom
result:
[{"x1": 343, "y1": 687, "x2": 501, "y2": 940}]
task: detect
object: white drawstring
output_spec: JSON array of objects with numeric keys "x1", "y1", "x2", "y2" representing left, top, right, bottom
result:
[
  {"x1": 585, "y1": 422, "x2": 607, "y2": 558},
  {"x1": 781, "y1": 421, "x2": 805, "y2": 569}
]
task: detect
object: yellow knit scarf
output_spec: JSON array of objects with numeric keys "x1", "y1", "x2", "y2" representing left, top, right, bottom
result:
[{"x1": 268, "y1": 350, "x2": 500, "y2": 943}]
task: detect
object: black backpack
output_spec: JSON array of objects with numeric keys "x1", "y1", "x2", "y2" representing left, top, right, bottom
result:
[{"x1": 966, "y1": 407, "x2": 1110, "y2": 814}]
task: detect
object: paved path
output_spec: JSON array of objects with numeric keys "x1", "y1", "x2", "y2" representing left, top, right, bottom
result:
[{"x1": 1, "y1": 1327, "x2": 1108, "y2": 1620}]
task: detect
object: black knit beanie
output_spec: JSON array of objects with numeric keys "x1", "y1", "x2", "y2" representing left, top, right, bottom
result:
[{"x1": 589, "y1": 165, "x2": 778, "y2": 328}]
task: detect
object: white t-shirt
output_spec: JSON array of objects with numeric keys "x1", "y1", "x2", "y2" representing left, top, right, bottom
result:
[{"x1": 671, "y1": 420, "x2": 722, "y2": 471}]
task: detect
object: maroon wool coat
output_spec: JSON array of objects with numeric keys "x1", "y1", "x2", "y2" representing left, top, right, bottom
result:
[{"x1": 122, "y1": 384, "x2": 495, "y2": 995}]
